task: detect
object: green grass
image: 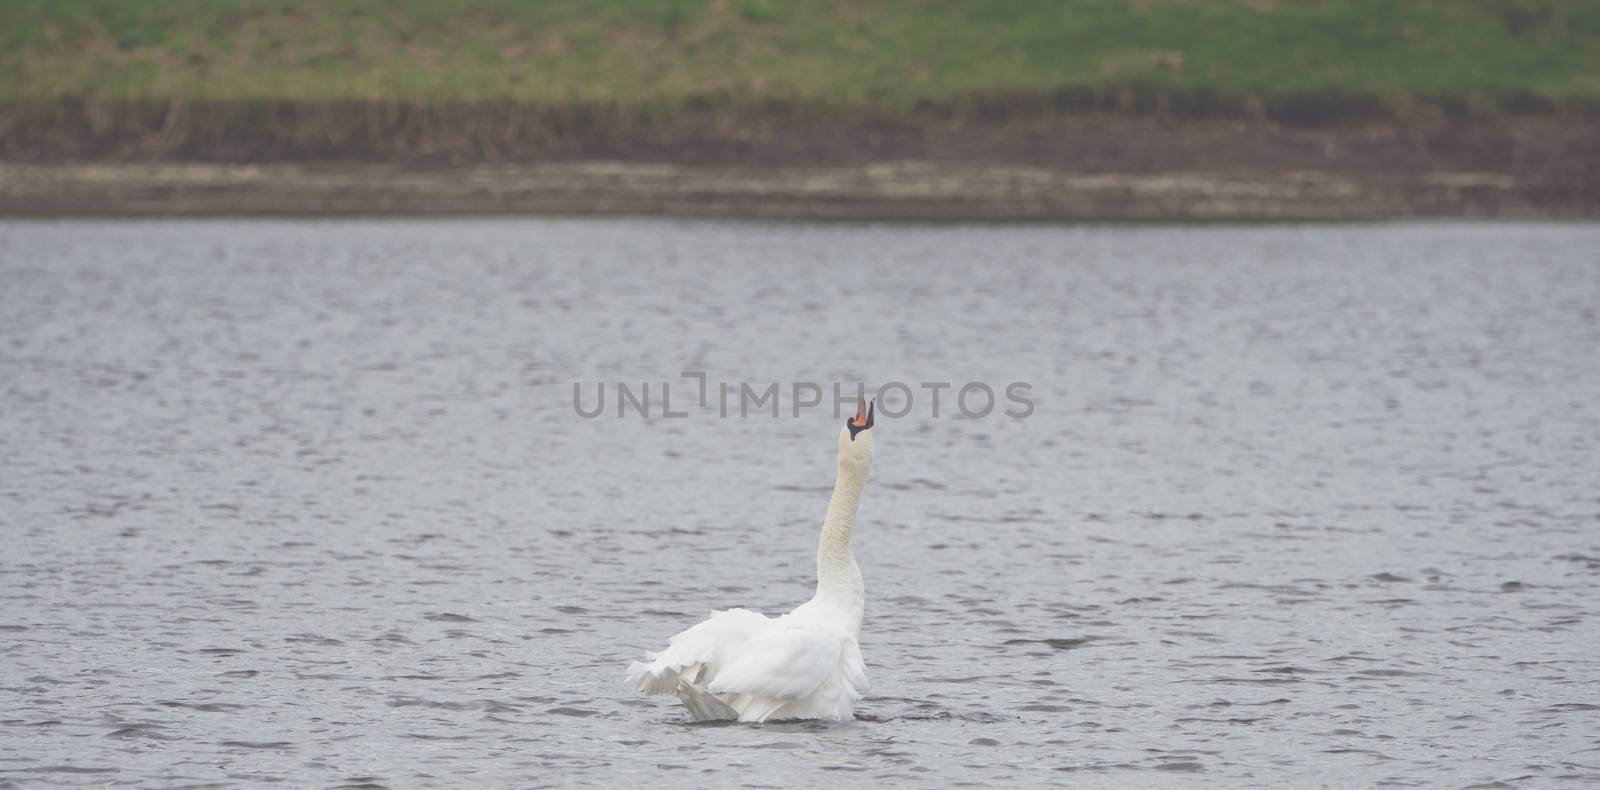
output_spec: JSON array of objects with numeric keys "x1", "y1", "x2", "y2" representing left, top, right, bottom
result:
[{"x1": 4, "y1": 0, "x2": 1599, "y2": 108}]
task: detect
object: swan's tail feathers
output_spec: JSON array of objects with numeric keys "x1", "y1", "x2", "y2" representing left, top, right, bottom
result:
[
  {"x1": 628, "y1": 608, "x2": 771, "y2": 696},
  {"x1": 627, "y1": 657, "x2": 681, "y2": 696},
  {"x1": 677, "y1": 680, "x2": 739, "y2": 722}
]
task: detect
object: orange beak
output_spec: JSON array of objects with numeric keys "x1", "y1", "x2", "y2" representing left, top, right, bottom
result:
[{"x1": 852, "y1": 394, "x2": 869, "y2": 427}]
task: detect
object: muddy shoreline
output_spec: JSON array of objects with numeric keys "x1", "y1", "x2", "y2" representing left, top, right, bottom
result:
[
  {"x1": 3, "y1": 102, "x2": 1595, "y2": 219},
  {"x1": 3, "y1": 161, "x2": 1588, "y2": 220}
]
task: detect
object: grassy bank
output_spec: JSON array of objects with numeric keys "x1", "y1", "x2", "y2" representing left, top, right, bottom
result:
[
  {"x1": 5, "y1": 0, "x2": 1600, "y2": 112},
  {"x1": 5, "y1": 2, "x2": 1598, "y2": 217}
]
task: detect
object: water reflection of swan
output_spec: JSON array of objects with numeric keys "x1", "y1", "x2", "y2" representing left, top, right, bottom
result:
[{"x1": 628, "y1": 397, "x2": 878, "y2": 722}]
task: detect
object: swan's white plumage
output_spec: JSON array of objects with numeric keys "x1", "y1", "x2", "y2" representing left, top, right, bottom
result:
[
  {"x1": 627, "y1": 603, "x2": 868, "y2": 722},
  {"x1": 628, "y1": 402, "x2": 876, "y2": 722}
]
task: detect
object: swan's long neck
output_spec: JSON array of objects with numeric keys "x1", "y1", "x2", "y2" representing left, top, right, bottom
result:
[{"x1": 814, "y1": 459, "x2": 866, "y2": 630}]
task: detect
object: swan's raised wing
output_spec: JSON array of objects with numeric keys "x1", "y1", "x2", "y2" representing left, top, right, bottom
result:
[{"x1": 707, "y1": 619, "x2": 849, "y2": 700}]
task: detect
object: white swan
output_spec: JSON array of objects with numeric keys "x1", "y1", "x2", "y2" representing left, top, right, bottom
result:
[{"x1": 627, "y1": 396, "x2": 877, "y2": 722}]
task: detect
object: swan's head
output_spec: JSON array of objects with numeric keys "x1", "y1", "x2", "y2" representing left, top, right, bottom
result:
[{"x1": 837, "y1": 395, "x2": 876, "y2": 473}]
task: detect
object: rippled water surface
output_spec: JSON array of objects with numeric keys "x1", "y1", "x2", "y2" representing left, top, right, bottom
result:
[{"x1": 2, "y1": 219, "x2": 1598, "y2": 788}]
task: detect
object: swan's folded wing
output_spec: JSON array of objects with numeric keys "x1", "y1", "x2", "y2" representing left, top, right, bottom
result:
[
  {"x1": 628, "y1": 607, "x2": 772, "y2": 694},
  {"x1": 706, "y1": 621, "x2": 846, "y2": 700}
]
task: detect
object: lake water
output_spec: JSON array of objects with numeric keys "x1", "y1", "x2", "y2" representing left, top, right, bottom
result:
[{"x1": 1, "y1": 219, "x2": 1597, "y2": 788}]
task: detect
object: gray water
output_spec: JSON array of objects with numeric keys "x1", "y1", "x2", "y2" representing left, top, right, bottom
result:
[{"x1": 1, "y1": 219, "x2": 1597, "y2": 788}]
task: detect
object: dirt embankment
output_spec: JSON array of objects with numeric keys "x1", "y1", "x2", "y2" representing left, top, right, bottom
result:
[{"x1": 2, "y1": 99, "x2": 1596, "y2": 219}]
